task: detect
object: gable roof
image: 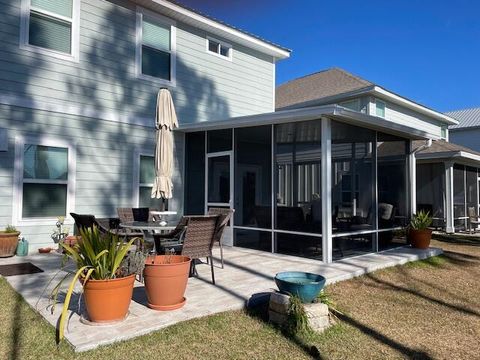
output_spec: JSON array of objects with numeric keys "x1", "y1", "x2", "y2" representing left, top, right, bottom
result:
[
  {"x1": 276, "y1": 68, "x2": 372, "y2": 109},
  {"x1": 445, "y1": 107, "x2": 480, "y2": 130},
  {"x1": 275, "y1": 68, "x2": 457, "y2": 125},
  {"x1": 142, "y1": 0, "x2": 291, "y2": 59}
]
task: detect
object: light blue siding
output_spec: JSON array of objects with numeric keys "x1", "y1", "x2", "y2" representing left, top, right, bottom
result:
[{"x1": 0, "y1": 0, "x2": 275, "y2": 249}]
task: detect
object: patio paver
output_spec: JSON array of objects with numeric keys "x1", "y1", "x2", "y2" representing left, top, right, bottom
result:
[{"x1": 0, "y1": 245, "x2": 442, "y2": 352}]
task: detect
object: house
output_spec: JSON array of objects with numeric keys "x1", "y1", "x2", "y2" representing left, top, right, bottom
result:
[
  {"x1": 446, "y1": 107, "x2": 480, "y2": 152},
  {"x1": 0, "y1": 1, "x2": 463, "y2": 261},
  {"x1": 414, "y1": 107, "x2": 480, "y2": 233},
  {"x1": 0, "y1": 0, "x2": 289, "y2": 249}
]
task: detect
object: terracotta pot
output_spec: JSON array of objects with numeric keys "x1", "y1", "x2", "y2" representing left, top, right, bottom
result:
[
  {"x1": 38, "y1": 247, "x2": 53, "y2": 254},
  {"x1": 409, "y1": 228, "x2": 432, "y2": 249},
  {"x1": 143, "y1": 255, "x2": 191, "y2": 311},
  {"x1": 0, "y1": 232, "x2": 20, "y2": 258},
  {"x1": 82, "y1": 274, "x2": 135, "y2": 323}
]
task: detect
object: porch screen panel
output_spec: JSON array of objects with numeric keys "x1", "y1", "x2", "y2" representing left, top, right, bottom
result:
[
  {"x1": 234, "y1": 126, "x2": 271, "y2": 229},
  {"x1": 416, "y1": 163, "x2": 445, "y2": 228},
  {"x1": 377, "y1": 133, "x2": 408, "y2": 250},
  {"x1": 466, "y1": 166, "x2": 478, "y2": 218},
  {"x1": 184, "y1": 132, "x2": 205, "y2": 215},
  {"x1": 274, "y1": 121, "x2": 322, "y2": 234},
  {"x1": 331, "y1": 121, "x2": 375, "y2": 234},
  {"x1": 453, "y1": 164, "x2": 466, "y2": 230}
]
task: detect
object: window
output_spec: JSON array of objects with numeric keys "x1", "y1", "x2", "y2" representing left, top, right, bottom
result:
[
  {"x1": 206, "y1": 37, "x2": 232, "y2": 60},
  {"x1": 339, "y1": 99, "x2": 361, "y2": 112},
  {"x1": 135, "y1": 154, "x2": 165, "y2": 208},
  {"x1": 136, "y1": 8, "x2": 176, "y2": 84},
  {"x1": 13, "y1": 137, "x2": 76, "y2": 225},
  {"x1": 20, "y1": 0, "x2": 80, "y2": 61},
  {"x1": 375, "y1": 99, "x2": 386, "y2": 117}
]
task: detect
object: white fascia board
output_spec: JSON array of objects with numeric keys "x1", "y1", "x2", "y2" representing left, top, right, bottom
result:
[
  {"x1": 372, "y1": 86, "x2": 459, "y2": 125},
  {"x1": 148, "y1": 0, "x2": 291, "y2": 60},
  {"x1": 416, "y1": 151, "x2": 480, "y2": 165},
  {"x1": 177, "y1": 104, "x2": 438, "y2": 140}
]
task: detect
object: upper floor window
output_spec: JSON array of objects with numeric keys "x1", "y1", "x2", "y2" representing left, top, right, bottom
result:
[
  {"x1": 339, "y1": 99, "x2": 361, "y2": 112},
  {"x1": 375, "y1": 99, "x2": 386, "y2": 118},
  {"x1": 13, "y1": 137, "x2": 76, "y2": 226},
  {"x1": 207, "y1": 37, "x2": 232, "y2": 60},
  {"x1": 136, "y1": 8, "x2": 176, "y2": 84},
  {"x1": 20, "y1": 0, "x2": 80, "y2": 62}
]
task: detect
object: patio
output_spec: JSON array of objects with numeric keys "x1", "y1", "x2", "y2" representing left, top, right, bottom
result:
[{"x1": 1, "y1": 244, "x2": 441, "y2": 352}]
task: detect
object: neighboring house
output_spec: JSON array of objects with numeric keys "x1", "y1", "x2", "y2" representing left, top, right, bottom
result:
[
  {"x1": 446, "y1": 107, "x2": 480, "y2": 152},
  {"x1": 0, "y1": 0, "x2": 290, "y2": 249},
  {"x1": 275, "y1": 68, "x2": 480, "y2": 234},
  {"x1": 415, "y1": 107, "x2": 480, "y2": 233}
]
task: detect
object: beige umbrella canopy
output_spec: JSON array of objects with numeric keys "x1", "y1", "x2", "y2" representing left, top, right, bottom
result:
[{"x1": 151, "y1": 88, "x2": 178, "y2": 200}]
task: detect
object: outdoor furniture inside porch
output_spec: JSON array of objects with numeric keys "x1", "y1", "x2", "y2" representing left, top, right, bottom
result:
[{"x1": 468, "y1": 207, "x2": 480, "y2": 233}]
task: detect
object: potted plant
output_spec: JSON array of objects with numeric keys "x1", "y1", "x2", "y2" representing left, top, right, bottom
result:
[
  {"x1": 0, "y1": 225, "x2": 20, "y2": 257},
  {"x1": 53, "y1": 226, "x2": 140, "y2": 342},
  {"x1": 143, "y1": 251, "x2": 191, "y2": 311},
  {"x1": 409, "y1": 210, "x2": 433, "y2": 249}
]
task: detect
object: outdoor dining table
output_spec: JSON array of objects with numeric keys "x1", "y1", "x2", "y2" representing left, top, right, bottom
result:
[{"x1": 120, "y1": 221, "x2": 176, "y2": 253}]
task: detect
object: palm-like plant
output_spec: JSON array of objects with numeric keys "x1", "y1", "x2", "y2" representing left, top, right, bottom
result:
[
  {"x1": 52, "y1": 226, "x2": 138, "y2": 342},
  {"x1": 410, "y1": 210, "x2": 433, "y2": 230}
]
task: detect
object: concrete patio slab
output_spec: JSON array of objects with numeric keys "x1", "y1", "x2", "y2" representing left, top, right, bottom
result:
[{"x1": 1, "y1": 245, "x2": 442, "y2": 352}]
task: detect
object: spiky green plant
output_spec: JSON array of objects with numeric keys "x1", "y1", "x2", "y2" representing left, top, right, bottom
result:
[
  {"x1": 284, "y1": 295, "x2": 311, "y2": 336},
  {"x1": 51, "y1": 226, "x2": 138, "y2": 343},
  {"x1": 4, "y1": 225, "x2": 18, "y2": 233},
  {"x1": 410, "y1": 210, "x2": 433, "y2": 230}
]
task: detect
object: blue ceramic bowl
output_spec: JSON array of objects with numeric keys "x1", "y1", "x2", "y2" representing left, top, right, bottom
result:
[{"x1": 274, "y1": 271, "x2": 326, "y2": 303}]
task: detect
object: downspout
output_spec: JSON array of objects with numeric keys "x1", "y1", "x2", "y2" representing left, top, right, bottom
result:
[{"x1": 409, "y1": 139, "x2": 433, "y2": 217}]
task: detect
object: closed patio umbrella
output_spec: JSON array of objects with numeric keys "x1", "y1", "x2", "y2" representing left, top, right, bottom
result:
[{"x1": 151, "y1": 88, "x2": 178, "y2": 200}]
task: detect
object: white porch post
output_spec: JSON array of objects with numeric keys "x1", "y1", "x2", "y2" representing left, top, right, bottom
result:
[
  {"x1": 408, "y1": 143, "x2": 417, "y2": 217},
  {"x1": 321, "y1": 117, "x2": 332, "y2": 263},
  {"x1": 445, "y1": 161, "x2": 455, "y2": 233}
]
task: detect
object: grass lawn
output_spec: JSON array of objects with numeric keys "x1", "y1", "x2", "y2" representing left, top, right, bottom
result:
[{"x1": 1, "y1": 238, "x2": 479, "y2": 359}]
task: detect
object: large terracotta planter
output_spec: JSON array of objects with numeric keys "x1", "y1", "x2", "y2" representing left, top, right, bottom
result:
[
  {"x1": 143, "y1": 255, "x2": 191, "y2": 311},
  {"x1": 82, "y1": 274, "x2": 135, "y2": 323},
  {"x1": 409, "y1": 229, "x2": 432, "y2": 249},
  {"x1": 0, "y1": 232, "x2": 20, "y2": 258}
]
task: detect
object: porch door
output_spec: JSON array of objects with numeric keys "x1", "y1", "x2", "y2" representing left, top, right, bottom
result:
[{"x1": 205, "y1": 152, "x2": 234, "y2": 246}]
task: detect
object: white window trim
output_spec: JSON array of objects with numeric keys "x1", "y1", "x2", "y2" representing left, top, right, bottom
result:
[
  {"x1": 12, "y1": 135, "x2": 77, "y2": 226},
  {"x1": 206, "y1": 36, "x2": 232, "y2": 61},
  {"x1": 375, "y1": 99, "x2": 386, "y2": 118},
  {"x1": 135, "y1": 6, "x2": 177, "y2": 86},
  {"x1": 132, "y1": 150, "x2": 154, "y2": 207},
  {"x1": 19, "y1": 0, "x2": 80, "y2": 63}
]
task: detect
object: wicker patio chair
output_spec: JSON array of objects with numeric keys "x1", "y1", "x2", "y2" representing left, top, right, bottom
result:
[
  {"x1": 468, "y1": 207, "x2": 480, "y2": 234},
  {"x1": 155, "y1": 215, "x2": 219, "y2": 284},
  {"x1": 154, "y1": 216, "x2": 189, "y2": 253},
  {"x1": 181, "y1": 215, "x2": 219, "y2": 284},
  {"x1": 207, "y1": 207, "x2": 235, "y2": 269}
]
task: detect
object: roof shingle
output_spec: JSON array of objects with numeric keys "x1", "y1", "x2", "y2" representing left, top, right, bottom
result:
[{"x1": 275, "y1": 68, "x2": 372, "y2": 110}]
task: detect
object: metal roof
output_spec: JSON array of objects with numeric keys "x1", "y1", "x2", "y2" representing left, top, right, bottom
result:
[{"x1": 446, "y1": 107, "x2": 480, "y2": 130}]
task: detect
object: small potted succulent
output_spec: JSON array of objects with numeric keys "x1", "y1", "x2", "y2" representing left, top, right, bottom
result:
[
  {"x1": 408, "y1": 210, "x2": 433, "y2": 249},
  {"x1": 52, "y1": 226, "x2": 141, "y2": 342},
  {"x1": 0, "y1": 225, "x2": 21, "y2": 257}
]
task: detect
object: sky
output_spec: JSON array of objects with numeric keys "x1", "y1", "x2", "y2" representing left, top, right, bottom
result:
[{"x1": 178, "y1": 0, "x2": 480, "y2": 112}]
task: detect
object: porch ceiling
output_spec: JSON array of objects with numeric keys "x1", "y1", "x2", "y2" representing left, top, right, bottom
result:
[{"x1": 177, "y1": 105, "x2": 438, "y2": 140}]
